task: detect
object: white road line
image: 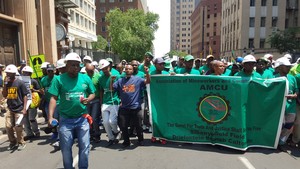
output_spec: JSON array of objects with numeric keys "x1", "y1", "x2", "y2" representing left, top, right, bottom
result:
[
  {"x1": 73, "y1": 155, "x2": 79, "y2": 168},
  {"x1": 238, "y1": 156, "x2": 256, "y2": 169}
]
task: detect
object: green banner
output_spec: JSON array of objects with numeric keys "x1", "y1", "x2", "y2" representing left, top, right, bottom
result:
[{"x1": 149, "y1": 75, "x2": 287, "y2": 150}]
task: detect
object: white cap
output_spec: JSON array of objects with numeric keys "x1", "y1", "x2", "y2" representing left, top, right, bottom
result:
[
  {"x1": 283, "y1": 53, "x2": 292, "y2": 60},
  {"x1": 22, "y1": 66, "x2": 33, "y2": 73},
  {"x1": 4, "y1": 64, "x2": 18, "y2": 74},
  {"x1": 56, "y1": 59, "x2": 66, "y2": 69},
  {"x1": 242, "y1": 54, "x2": 256, "y2": 63},
  {"x1": 98, "y1": 59, "x2": 110, "y2": 69},
  {"x1": 41, "y1": 62, "x2": 50, "y2": 69},
  {"x1": 83, "y1": 55, "x2": 92, "y2": 62},
  {"x1": 274, "y1": 57, "x2": 292, "y2": 68},
  {"x1": 65, "y1": 52, "x2": 81, "y2": 62},
  {"x1": 92, "y1": 61, "x2": 98, "y2": 67}
]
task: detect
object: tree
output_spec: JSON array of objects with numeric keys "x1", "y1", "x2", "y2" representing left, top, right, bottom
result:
[
  {"x1": 267, "y1": 28, "x2": 300, "y2": 54},
  {"x1": 92, "y1": 35, "x2": 108, "y2": 51},
  {"x1": 167, "y1": 50, "x2": 188, "y2": 58},
  {"x1": 106, "y1": 9, "x2": 159, "y2": 61}
]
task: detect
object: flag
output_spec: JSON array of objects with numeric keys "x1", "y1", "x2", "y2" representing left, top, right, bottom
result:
[
  {"x1": 209, "y1": 46, "x2": 213, "y2": 55},
  {"x1": 231, "y1": 50, "x2": 236, "y2": 63}
]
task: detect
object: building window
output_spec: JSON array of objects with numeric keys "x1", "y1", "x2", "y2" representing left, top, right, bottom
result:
[
  {"x1": 214, "y1": 13, "x2": 217, "y2": 17},
  {"x1": 261, "y1": 0, "x2": 267, "y2": 6},
  {"x1": 119, "y1": 0, "x2": 124, "y2": 2},
  {"x1": 250, "y1": 0, "x2": 255, "y2": 6},
  {"x1": 76, "y1": 13, "x2": 79, "y2": 24},
  {"x1": 70, "y1": 10, "x2": 74, "y2": 22},
  {"x1": 249, "y1": 17, "x2": 255, "y2": 27},
  {"x1": 206, "y1": 33, "x2": 210, "y2": 37},
  {"x1": 109, "y1": 0, "x2": 114, "y2": 2},
  {"x1": 272, "y1": 17, "x2": 278, "y2": 27},
  {"x1": 207, "y1": 14, "x2": 210, "y2": 19},
  {"x1": 248, "y1": 38, "x2": 254, "y2": 48},
  {"x1": 100, "y1": 7, "x2": 106, "y2": 13},
  {"x1": 207, "y1": 24, "x2": 210, "y2": 28},
  {"x1": 100, "y1": 0, "x2": 105, "y2": 3},
  {"x1": 272, "y1": 0, "x2": 278, "y2": 6},
  {"x1": 214, "y1": 22, "x2": 217, "y2": 27},
  {"x1": 260, "y1": 39, "x2": 265, "y2": 48},
  {"x1": 101, "y1": 17, "x2": 105, "y2": 22},
  {"x1": 102, "y1": 26, "x2": 106, "y2": 32},
  {"x1": 261, "y1": 17, "x2": 266, "y2": 27},
  {"x1": 128, "y1": 0, "x2": 133, "y2": 2}
]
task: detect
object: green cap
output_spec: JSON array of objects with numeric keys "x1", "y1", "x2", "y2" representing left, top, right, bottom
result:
[
  {"x1": 164, "y1": 60, "x2": 172, "y2": 69},
  {"x1": 145, "y1": 52, "x2": 154, "y2": 58},
  {"x1": 184, "y1": 55, "x2": 194, "y2": 61}
]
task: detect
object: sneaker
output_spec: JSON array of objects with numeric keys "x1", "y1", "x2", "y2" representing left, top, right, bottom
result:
[
  {"x1": 151, "y1": 137, "x2": 157, "y2": 143},
  {"x1": 35, "y1": 132, "x2": 41, "y2": 137},
  {"x1": 18, "y1": 144, "x2": 26, "y2": 151},
  {"x1": 113, "y1": 131, "x2": 122, "y2": 143},
  {"x1": 106, "y1": 140, "x2": 114, "y2": 147},
  {"x1": 92, "y1": 137, "x2": 101, "y2": 143},
  {"x1": 122, "y1": 142, "x2": 130, "y2": 148},
  {"x1": 7, "y1": 143, "x2": 17, "y2": 151},
  {"x1": 160, "y1": 139, "x2": 167, "y2": 145}
]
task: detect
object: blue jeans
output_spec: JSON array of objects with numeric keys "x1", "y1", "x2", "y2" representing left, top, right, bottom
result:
[
  {"x1": 87, "y1": 99, "x2": 101, "y2": 138},
  {"x1": 59, "y1": 116, "x2": 90, "y2": 169}
]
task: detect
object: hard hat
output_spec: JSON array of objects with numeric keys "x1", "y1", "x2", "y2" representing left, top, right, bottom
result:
[
  {"x1": 242, "y1": 55, "x2": 256, "y2": 63},
  {"x1": 275, "y1": 57, "x2": 292, "y2": 68},
  {"x1": 236, "y1": 56, "x2": 244, "y2": 63},
  {"x1": 41, "y1": 62, "x2": 50, "y2": 69},
  {"x1": 263, "y1": 54, "x2": 273, "y2": 61},
  {"x1": 98, "y1": 59, "x2": 110, "y2": 69},
  {"x1": 83, "y1": 55, "x2": 92, "y2": 62},
  {"x1": 4, "y1": 64, "x2": 18, "y2": 74},
  {"x1": 92, "y1": 61, "x2": 98, "y2": 67},
  {"x1": 22, "y1": 66, "x2": 33, "y2": 73},
  {"x1": 56, "y1": 59, "x2": 66, "y2": 69},
  {"x1": 65, "y1": 52, "x2": 81, "y2": 62}
]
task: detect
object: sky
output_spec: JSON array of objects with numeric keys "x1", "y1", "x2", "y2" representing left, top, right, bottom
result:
[{"x1": 147, "y1": 0, "x2": 170, "y2": 58}]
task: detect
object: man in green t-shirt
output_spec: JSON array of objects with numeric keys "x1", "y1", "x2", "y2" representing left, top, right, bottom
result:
[
  {"x1": 175, "y1": 55, "x2": 200, "y2": 75},
  {"x1": 234, "y1": 55, "x2": 262, "y2": 78},
  {"x1": 48, "y1": 52, "x2": 96, "y2": 169},
  {"x1": 86, "y1": 63, "x2": 102, "y2": 142},
  {"x1": 98, "y1": 59, "x2": 121, "y2": 147}
]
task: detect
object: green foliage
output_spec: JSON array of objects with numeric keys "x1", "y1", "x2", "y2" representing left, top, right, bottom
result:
[
  {"x1": 106, "y1": 9, "x2": 159, "y2": 61},
  {"x1": 267, "y1": 27, "x2": 300, "y2": 53},
  {"x1": 92, "y1": 35, "x2": 108, "y2": 51},
  {"x1": 167, "y1": 50, "x2": 188, "y2": 58}
]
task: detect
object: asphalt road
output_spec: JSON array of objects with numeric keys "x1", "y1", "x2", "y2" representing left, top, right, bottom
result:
[{"x1": 1, "y1": 123, "x2": 300, "y2": 169}]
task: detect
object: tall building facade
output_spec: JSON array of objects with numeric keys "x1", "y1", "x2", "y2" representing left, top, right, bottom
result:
[
  {"x1": 170, "y1": 0, "x2": 200, "y2": 54},
  {"x1": 67, "y1": 0, "x2": 97, "y2": 58},
  {"x1": 191, "y1": 0, "x2": 222, "y2": 59},
  {"x1": 221, "y1": 0, "x2": 300, "y2": 60},
  {"x1": 95, "y1": 0, "x2": 145, "y2": 40}
]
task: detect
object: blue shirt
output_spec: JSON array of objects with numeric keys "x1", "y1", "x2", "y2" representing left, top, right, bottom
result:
[{"x1": 113, "y1": 76, "x2": 145, "y2": 110}]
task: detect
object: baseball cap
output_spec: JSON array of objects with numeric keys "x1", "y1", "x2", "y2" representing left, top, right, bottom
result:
[
  {"x1": 154, "y1": 57, "x2": 165, "y2": 64},
  {"x1": 257, "y1": 57, "x2": 268, "y2": 63},
  {"x1": 206, "y1": 55, "x2": 214, "y2": 59},
  {"x1": 164, "y1": 60, "x2": 172, "y2": 69},
  {"x1": 242, "y1": 55, "x2": 256, "y2": 63},
  {"x1": 106, "y1": 57, "x2": 113, "y2": 63},
  {"x1": 184, "y1": 55, "x2": 194, "y2": 61},
  {"x1": 46, "y1": 64, "x2": 55, "y2": 71},
  {"x1": 20, "y1": 60, "x2": 26, "y2": 65},
  {"x1": 83, "y1": 55, "x2": 92, "y2": 62},
  {"x1": 145, "y1": 52, "x2": 154, "y2": 58},
  {"x1": 65, "y1": 52, "x2": 81, "y2": 62}
]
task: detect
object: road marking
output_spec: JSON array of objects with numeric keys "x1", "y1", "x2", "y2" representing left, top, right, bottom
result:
[
  {"x1": 73, "y1": 155, "x2": 79, "y2": 168},
  {"x1": 238, "y1": 156, "x2": 256, "y2": 169}
]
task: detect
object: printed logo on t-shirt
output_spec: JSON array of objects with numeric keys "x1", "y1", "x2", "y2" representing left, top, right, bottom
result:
[
  {"x1": 65, "y1": 92, "x2": 84, "y2": 101},
  {"x1": 122, "y1": 84, "x2": 135, "y2": 93},
  {"x1": 7, "y1": 87, "x2": 18, "y2": 99}
]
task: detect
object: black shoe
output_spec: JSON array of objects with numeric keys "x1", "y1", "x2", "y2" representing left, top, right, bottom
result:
[
  {"x1": 24, "y1": 135, "x2": 34, "y2": 141},
  {"x1": 92, "y1": 137, "x2": 101, "y2": 143},
  {"x1": 137, "y1": 141, "x2": 145, "y2": 146},
  {"x1": 122, "y1": 142, "x2": 130, "y2": 148},
  {"x1": 106, "y1": 140, "x2": 114, "y2": 147}
]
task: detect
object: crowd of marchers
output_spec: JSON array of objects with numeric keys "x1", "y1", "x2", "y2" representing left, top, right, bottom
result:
[{"x1": 1, "y1": 51, "x2": 300, "y2": 168}]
